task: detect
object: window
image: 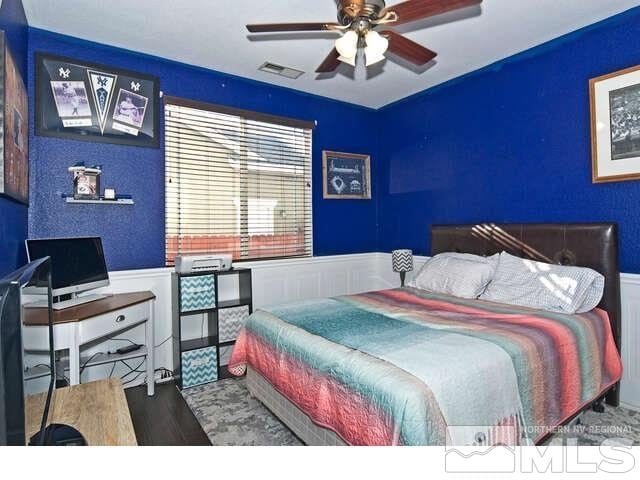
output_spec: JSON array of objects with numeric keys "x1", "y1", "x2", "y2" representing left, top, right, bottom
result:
[{"x1": 165, "y1": 97, "x2": 313, "y2": 264}]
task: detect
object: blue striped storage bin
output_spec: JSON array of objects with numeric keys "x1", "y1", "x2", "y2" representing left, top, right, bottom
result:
[
  {"x1": 180, "y1": 275, "x2": 216, "y2": 312},
  {"x1": 181, "y1": 347, "x2": 218, "y2": 388}
]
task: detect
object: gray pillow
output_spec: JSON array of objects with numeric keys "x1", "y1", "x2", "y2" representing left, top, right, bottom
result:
[
  {"x1": 479, "y1": 252, "x2": 604, "y2": 314},
  {"x1": 408, "y1": 252, "x2": 497, "y2": 299}
]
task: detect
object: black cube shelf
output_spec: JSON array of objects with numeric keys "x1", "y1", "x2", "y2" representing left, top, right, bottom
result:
[{"x1": 171, "y1": 268, "x2": 252, "y2": 389}]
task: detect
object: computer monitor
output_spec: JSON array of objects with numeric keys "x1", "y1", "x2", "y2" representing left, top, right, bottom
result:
[{"x1": 25, "y1": 237, "x2": 109, "y2": 307}]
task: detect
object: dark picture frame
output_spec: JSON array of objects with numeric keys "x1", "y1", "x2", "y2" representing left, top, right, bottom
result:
[
  {"x1": 590, "y1": 64, "x2": 640, "y2": 183},
  {"x1": 73, "y1": 171, "x2": 100, "y2": 200},
  {"x1": 35, "y1": 52, "x2": 160, "y2": 148},
  {"x1": 0, "y1": 31, "x2": 29, "y2": 205},
  {"x1": 322, "y1": 150, "x2": 371, "y2": 200}
]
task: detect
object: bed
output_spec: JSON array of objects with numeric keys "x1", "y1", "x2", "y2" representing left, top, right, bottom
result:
[{"x1": 229, "y1": 223, "x2": 623, "y2": 445}]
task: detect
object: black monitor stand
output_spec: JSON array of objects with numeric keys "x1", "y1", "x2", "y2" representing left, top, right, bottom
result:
[{"x1": 29, "y1": 423, "x2": 87, "y2": 446}]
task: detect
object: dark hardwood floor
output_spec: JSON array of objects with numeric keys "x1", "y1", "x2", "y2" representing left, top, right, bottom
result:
[{"x1": 125, "y1": 381, "x2": 210, "y2": 445}]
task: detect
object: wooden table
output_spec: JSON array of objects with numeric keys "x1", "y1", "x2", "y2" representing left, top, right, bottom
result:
[{"x1": 26, "y1": 378, "x2": 137, "y2": 445}]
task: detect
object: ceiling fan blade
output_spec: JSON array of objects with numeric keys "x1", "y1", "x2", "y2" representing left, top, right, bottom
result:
[
  {"x1": 316, "y1": 48, "x2": 341, "y2": 73},
  {"x1": 380, "y1": 30, "x2": 437, "y2": 65},
  {"x1": 247, "y1": 22, "x2": 340, "y2": 33},
  {"x1": 383, "y1": 0, "x2": 482, "y2": 26}
]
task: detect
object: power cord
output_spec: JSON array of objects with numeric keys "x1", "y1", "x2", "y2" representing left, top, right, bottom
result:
[
  {"x1": 121, "y1": 370, "x2": 147, "y2": 387},
  {"x1": 24, "y1": 363, "x2": 52, "y2": 373},
  {"x1": 110, "y1": 337, "x2": 139, "y2": 346},
  {"x1": 79, "y1": 352, "x2": 104, "y2": 376},
  {"x1": 154, "y1": 335, "x2": 172, "y2": 349},
  {"x1": 43, "y1": 334, "x2": 176, "y2": 386},
  {"x1": 119, "y1": 357, "x2": 146, "y2": 381}
]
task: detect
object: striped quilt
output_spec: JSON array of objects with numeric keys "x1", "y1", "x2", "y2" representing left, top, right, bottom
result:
[{"x1": 229, "y1": 287, "x2": 622, "y2": 445}]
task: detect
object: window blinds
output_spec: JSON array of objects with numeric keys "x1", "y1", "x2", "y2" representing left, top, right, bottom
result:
[{"x1": 165, "y1": 98, "x2": 313, "y2": 265}]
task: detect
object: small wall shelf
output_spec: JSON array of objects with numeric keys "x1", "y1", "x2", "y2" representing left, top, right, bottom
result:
[{"x1": 65, "y1": 197, "x2": 134, "y2": 205}]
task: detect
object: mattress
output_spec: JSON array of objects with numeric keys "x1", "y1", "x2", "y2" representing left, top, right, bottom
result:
[
  {"x1": 246, "y1": 365, "x2": 346, "y2": 446},
  {"x1": 230, "y1": 287, "x2": 622, "y2": 446}
]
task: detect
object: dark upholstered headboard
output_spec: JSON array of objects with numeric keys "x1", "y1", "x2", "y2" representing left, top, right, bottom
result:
[{"x1": 431, "y1": 223, "x2": 621, "y2": 405}]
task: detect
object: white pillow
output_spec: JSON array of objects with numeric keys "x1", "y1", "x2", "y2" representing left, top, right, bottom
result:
[
  {"x1": 408, "y1": 252, "x2": 497, "y2": 299},
  {"x1": 479, "y1": 252, "x2": 604, "y2": 314}
]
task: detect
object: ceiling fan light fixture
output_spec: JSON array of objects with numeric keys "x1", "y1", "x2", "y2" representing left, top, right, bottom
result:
[
  {"x1": 364, "y1": 30, "x2": 389, "y2": 66},
  {"x1": 247, "y1": 0, "x2": 475, "y2": 75},
  {"x1": 337, "y1": 54, "x2": 357, "y2": 67},
  {"x1": 335, "y1": 30, "x2": 359, "y2": 59}
]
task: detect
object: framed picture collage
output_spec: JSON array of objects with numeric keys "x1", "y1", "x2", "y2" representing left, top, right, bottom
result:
[{"x1": 35, "y1": 53, "x2": 159, "y2": 148}]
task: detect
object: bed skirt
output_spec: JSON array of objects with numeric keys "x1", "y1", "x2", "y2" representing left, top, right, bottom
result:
[{"x1": 246, "y1": 365, "x2": 347, "y2": 446}]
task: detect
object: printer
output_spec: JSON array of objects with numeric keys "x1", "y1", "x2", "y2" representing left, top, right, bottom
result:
[{"x1": 175, "y1": 254, "x2": 233, "y2": 274}]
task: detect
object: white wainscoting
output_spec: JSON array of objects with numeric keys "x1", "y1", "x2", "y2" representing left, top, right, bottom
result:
[
  {"x1": 89, "y1": 252, "x2": 640, "y2": 409},
  {"x1": 95, "y1": 253, "x2": 391, "y2": 385},
  {"x1": 620, "y1": 273, "x2": 640, "y2": 410}
]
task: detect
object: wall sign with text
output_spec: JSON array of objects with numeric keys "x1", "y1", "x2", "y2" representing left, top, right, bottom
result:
[{"x1": 35, "y1": 53, "x2": 159, "y2": 148}]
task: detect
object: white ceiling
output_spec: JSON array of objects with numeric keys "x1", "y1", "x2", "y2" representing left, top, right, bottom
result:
[{"x1": 23, "y1": 0, "x2": 640, "y2": 109}]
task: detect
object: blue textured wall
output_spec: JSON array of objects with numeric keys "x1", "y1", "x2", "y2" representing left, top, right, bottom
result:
[
  {"x1": 28, "y1": 29, "x2": 380, "y2": 271},
  {"x1": 23, "y1": 7, "x2": 640, "y2": 273},
  {"x1": 378, "y1": 7, "x2": 640, "y2": 273},
  {"x1": 0, "y1": 0, "x2": 28, "y2": 277}
]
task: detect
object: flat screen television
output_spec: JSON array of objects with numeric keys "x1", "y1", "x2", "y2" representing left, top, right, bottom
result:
[
  {"x1": 0, "y1": 257, "x2": 86, "y2": 445},
  {"x1": 26, "y1": 237, "x2": 109, "y2": 308},
  {"x1": 0, "y1": 257, "x2": 54, "y2": 445}
]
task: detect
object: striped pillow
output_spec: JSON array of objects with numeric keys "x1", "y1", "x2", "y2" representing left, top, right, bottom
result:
[
  {"x1": 408, "y1": 252, "x2": 497, "y2": 299},
  {"x1": 480, "y1": 252, "x2": 604, "y2": 314}
]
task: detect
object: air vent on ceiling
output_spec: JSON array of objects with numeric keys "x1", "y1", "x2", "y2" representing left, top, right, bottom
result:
[{"x1": 258, "y1": 62, "x2": 304, "y2": 80}]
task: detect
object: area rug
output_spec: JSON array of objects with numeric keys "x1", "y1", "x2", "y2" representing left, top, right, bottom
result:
[
  {"x1": 182, "y1": 377, "x2": 640, "y2": 446},
  {"x1": 182, "y1": 377, "x2": 302, "y2": 446}
]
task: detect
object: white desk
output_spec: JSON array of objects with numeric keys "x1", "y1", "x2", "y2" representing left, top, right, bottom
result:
[{"x1": 22, "y1": 291, "x2": 155, "y2": 396}]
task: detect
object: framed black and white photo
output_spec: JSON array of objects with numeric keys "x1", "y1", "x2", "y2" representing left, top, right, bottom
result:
[
  {"x1": 322, "y1": 151, "x2": 371, "y2": 200},
  {"x1": 112, "y1": 88, "x2": 149, "y2": 132},
  {"x1": 0, "y1": 31, "x2": 29, "y2": 205},
  {"x1": 50, "y1": 81, "x2": 92, "y2": 123},
  {"x1": 590, "y1": 65, "x2": 640, "y2": 183},
  {"x1": 36, "y1": 53, "x2": 159, "y2": 148}
]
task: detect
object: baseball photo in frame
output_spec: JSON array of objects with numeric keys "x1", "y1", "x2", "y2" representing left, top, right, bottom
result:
[
  {"x1": 590, "y1": 64, "x2": 640, "y2": 183},
  {"x1": 36, "y1": 52, "x2": 159, "y2": 148}
]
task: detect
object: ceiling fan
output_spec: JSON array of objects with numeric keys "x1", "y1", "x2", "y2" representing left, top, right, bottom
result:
[{"x1": 247, "y1": 0, "x2": 482, "y2": 73}]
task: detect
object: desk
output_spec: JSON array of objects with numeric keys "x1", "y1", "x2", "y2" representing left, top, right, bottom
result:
[
  {"x1": 26, "y1": 378, "x2": 137, "y2": 445},
  {"x1": 23, "y1": 291, "x2": 155, "y2": 396}
]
